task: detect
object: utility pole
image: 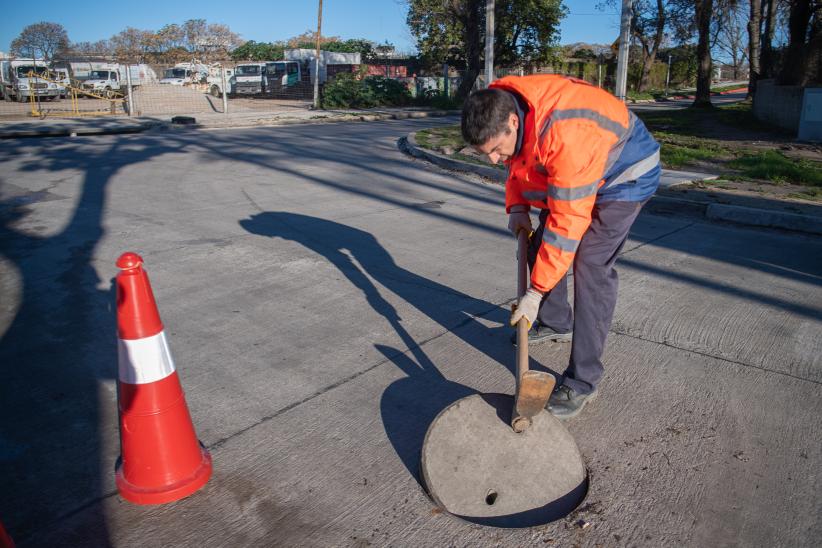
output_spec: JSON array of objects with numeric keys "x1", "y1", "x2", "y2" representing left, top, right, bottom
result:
[
  {"x1": 221, "y1": 65, "x2": 229, "y2": 114},
  {"x1": 614, "y1": 0, "x2": 632, "y2": 101},
  {"x1": 313, "y1": 0, "x2": 323, "y2": 109},
  {"x1": 125, "y1": 65, "x2": 134, "y2": 116},
  {"x1": 665, "y1": 54, "x2": 672, "y2": 96},
  {"x1": 484, "y1": 0, "x2": 494, "y2": 87}
]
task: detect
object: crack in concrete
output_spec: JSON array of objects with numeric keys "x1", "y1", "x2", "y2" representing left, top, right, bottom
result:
[
  {"x1": 619, "y1": 220, "x2": 698, "y2": 257},
  {"x1": 611, "y1": 328, "x2": 822, "y2": 386}
]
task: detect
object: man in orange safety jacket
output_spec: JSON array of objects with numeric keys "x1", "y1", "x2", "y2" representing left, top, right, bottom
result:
[{"x1": 461, "y1": 75, "x2": 661, "y2": 419}]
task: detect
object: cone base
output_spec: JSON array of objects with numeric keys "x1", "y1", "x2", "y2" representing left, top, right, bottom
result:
[{"x1": 116, "y1": 447, "x2": 212, "y2": 505}]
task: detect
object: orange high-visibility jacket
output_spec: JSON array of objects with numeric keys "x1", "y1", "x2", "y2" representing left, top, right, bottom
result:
[{"x1": 490, "y1": 75, "x2": 659, "y2": 292}]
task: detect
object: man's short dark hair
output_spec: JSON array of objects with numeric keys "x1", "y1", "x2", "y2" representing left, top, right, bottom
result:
[{"x1": 461, "y1": 88, "x2": 516, "y2": 145}]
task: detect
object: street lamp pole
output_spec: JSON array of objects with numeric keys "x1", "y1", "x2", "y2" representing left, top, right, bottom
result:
[{"x1": 614, "y1": 0, "x2": 632, "y2": 101}]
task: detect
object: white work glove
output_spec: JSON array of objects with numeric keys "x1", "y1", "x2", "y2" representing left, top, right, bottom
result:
[
  {"x1": 510, "y1": 287, "x2": 543, "y2": 328},
  {"x1": 507, "y1": 204, "x2": 532, "y2": 236}
]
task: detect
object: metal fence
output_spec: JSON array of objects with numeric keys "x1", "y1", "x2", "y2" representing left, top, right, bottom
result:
[
  {"x1": 0, "y1": 56, "x2": 317, "y2": 120},
  {"x1": 0, "y1": 54, "x2": 697, "y2": 121}
]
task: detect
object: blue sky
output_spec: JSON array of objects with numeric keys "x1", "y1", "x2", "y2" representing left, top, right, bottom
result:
[{"x1": 2, "y1": 1, "x2": 622, "y2": 55}]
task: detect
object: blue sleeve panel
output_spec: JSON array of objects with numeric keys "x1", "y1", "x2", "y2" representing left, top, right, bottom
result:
[{"x1": 597, "y1": 115, "x2": 661, "y2": 202}]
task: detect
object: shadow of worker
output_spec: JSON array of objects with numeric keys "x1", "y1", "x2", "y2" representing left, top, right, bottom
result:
[{"x1": 239, "y1": 212, "x2": 512, "y2": 484}]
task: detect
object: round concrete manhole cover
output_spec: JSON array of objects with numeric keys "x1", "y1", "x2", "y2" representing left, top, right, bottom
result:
[{"x1": 421, "y1": 393, "x2": 587, "y2": 528}]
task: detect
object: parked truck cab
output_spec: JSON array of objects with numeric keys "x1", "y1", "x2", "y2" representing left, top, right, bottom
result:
[
  {"x1": 160, "y1": 63, "x2": 208, "y2": 86},
  {"x1": 83, "y1": 69, "x2": 121, "y2": 97},
  {"x1": 234, "y1": 63, "x2": 267, "y2": 95},
  {"x1": 0, "y1": 60, "x2": 61, "y2": 102}
]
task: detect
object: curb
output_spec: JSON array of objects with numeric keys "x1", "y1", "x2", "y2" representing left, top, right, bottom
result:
[
  {"x1": 0, "y1": 109, "x2": 460, "y2": 139},
  {"x1": 0, "y1": 120, "x2": 164, "y2": 139},
  {"x1": 399, "y1": 131, "x2": 822, "y2": 236},
  {"x1": 399, "y1": 132, "x2": 506, "y2": 182},
  {"x1": 191, "y1": 109, "x2": 460, "y2": 131},
  {"x1": 705, "y1": 203, "x2": 822, "y2": 235}
]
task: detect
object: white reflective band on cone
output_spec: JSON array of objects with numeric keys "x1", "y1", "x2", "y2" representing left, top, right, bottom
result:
[{"x1": 118, "y1": 331, "x2": 176, "y2": 384}]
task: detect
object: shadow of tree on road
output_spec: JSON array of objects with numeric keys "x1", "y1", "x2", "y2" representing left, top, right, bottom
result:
[{"x1": 0, "y1": 136, "x2": 189, "y2": 545}]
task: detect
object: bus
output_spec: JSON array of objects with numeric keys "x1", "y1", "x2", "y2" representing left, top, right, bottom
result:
[{"x1": 265, "y1": 61, "x2": 301, "y2": 94}]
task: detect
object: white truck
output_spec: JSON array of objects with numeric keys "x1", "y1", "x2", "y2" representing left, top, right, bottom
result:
[
  {"x1": 159, "y1": 61, "x2": 234, "y2": 96},
  {"x1": 233, "y1": 62, "x2": 267, "y2": 95},
  {"x1": 160, "y1": 62, "x2": 209, "y2": 86},
  {"x1": 75, "y1": 63, "x2": 156, "y2": 98},
  {"x1": 0, "y1": 59, "x2": 61, "y2": 102},
  {"x1": 206, "y1": 65, "x2": 234, "y2": 97}
]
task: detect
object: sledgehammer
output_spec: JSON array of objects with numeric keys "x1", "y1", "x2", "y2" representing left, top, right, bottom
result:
[{"x1": 511, "y1": 230, "x2": 556, "y2": 433}]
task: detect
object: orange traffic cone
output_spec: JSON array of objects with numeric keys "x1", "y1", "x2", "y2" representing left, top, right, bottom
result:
[
  {"x1": 114, "y1": 252, "x2": 212, "y2": 505},
  {"x1": 0, "y1": 521, "x2": 14, "y2": 548}
]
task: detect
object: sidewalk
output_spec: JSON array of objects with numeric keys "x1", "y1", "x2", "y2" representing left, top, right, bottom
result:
[
  {"x1": 0, "y1": 107, "x2": 459, "y2": 139},
  {"x1": 400, "y1": 131, "x2": 822, "y2": 236}
]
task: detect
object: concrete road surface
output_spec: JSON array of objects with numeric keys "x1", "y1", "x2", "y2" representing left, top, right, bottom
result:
[{"x1": 0, "y1": 119, "x2": 820, "y2": 547}]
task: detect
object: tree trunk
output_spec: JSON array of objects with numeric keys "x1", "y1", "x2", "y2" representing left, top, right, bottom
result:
[
  {"x1": 636, "y1": 0, "x2": 666, "y2": 93},
  {"x1": 694, "y1": 0, "x2": 715, "y2": 107},
  {"x1": 779, "y1": 0, "x2": 813, "y2": 85},
  {"x1": 760, "y1": 0, "x2": 776, "y2": 78},
  {"x1": 455, "y1": 0, "x2": 484, "y2": 100},
  {"x1": 747, "y1": 0, "x2": 762, "y2": 99},
  {"x1": 805, "y1": 1, "x2": 822, "y2": 85},
  {"x1": 638, "y1": 51, "x2": 652, "y2": 92}
]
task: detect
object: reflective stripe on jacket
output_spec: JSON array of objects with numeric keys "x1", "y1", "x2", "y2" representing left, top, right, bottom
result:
[{"x1": 490, "y1": 75, "x2": 660, "y2": 292}]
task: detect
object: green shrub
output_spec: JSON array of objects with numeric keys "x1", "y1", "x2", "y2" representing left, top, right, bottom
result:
[
  {"x1": 321, "y1": 73, "x2": 376, "y2": 109},
  {"x1": 413, "y1": 89, "x2": 462, "y2": 110},
  {"x1": 321, "y1": 73, "x2": 411, "y2": 109},
  {"x1": 363, "y1": 76, "x2": 411, "y2": 106}
]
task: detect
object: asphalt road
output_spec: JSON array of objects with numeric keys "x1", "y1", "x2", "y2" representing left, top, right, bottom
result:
[
  {"x1": 630, "y1": 91, "x2": 747, "y2": 111},
  {"x1": 0, "y1": 118, "x2": 820, "y2": 547}
]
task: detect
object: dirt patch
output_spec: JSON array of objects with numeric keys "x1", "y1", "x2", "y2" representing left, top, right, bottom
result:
[{"x1": 130, "y1": 84, "x2": 222, "y2": 116}]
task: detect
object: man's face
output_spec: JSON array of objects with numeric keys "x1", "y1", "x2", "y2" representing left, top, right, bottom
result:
[{"x1": 473, "y1": 112, "x2": 519, "y2": 164}]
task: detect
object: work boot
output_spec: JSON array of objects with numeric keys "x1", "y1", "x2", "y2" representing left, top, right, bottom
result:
[
  {"x1": 510, "y1": 320, "x2": 572, "y2": 346},
  {"x1": 546, "y1": 385, "x2": 598, "y2": 420}
]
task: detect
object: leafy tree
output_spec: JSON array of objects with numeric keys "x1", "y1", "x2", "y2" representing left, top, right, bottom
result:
[
  {"x1": 495, "y1": 0, "x2": 567, "y2": 68},
  {"x1": 230, "y1": 41, "x2": 286, "y2": 61},
  {"x1": 659, "y1": 44, "x2": 699, "y2": 87},
  {"x1": 68, "y1": 40, "x2": 113, "y2": 56},
  {"x1": 407, "y1": 0, "x2": 566, "y2": 99},
  {"x1": 156, "y1": 24, "x2": 186, "y2": 52},
  {"x1": 10, "y1": 21, "x2": 69, "y2": 60},
  {"x1": 109, "y1": 27, "x2": 154, "y2": 62}
]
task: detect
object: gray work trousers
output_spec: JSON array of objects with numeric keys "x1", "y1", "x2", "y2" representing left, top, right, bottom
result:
[{"x1": 528, "y1": 200, "x2": 645, "y2": 395}]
